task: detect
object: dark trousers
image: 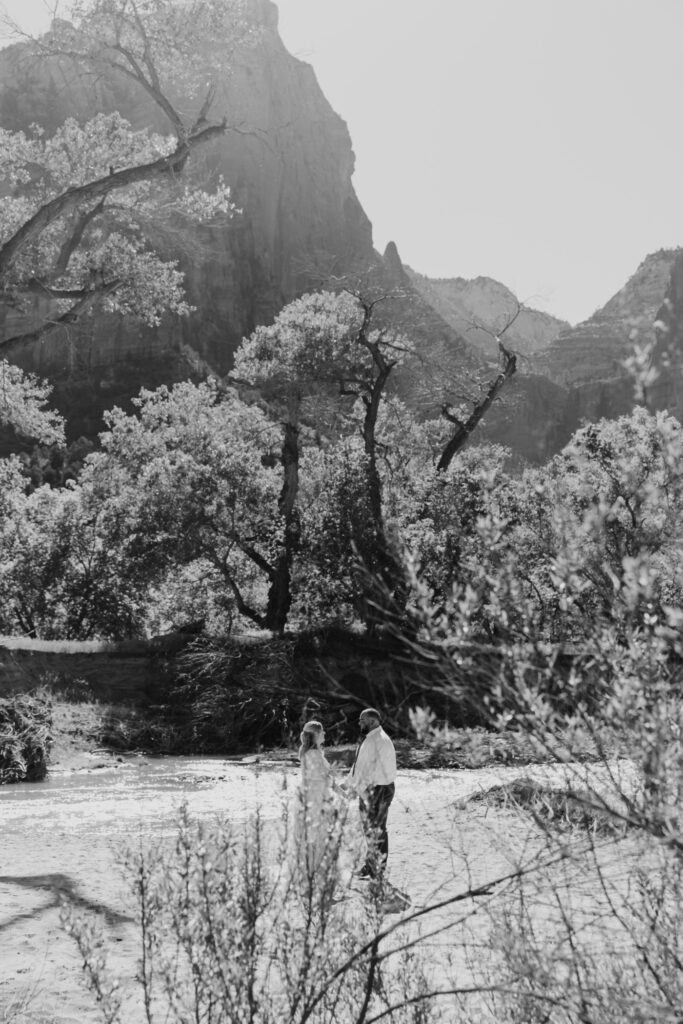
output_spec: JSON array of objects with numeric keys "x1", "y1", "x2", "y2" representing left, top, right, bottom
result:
[{"x1": 359, "y1": 783, "x2": 395, "y2": 877}]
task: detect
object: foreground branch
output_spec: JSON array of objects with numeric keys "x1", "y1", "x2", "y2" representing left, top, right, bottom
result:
[
  {"x1": 437, "y1": 338, "x2": 517, "y2": 472},
  {"x1": 0, "y1": 121, "x2": 226, "y2": 281}
]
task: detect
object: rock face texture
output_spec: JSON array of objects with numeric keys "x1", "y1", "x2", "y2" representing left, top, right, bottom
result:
[
  {"x1": 0, "y1": 0, "x2": 377, "y2": 437},
  {"x1": 404, "y1": 249, "x2": 683, "y2": 464},
  {"x1": 481, "y1": 250, "x2": 683, "y2": 462},
  {"x1": 405, "y1": 268, "x2": 569, "y2": 358},
  {"x1": 533, "y1": 250, "x2": 679, "y2": 388},
  {"x1": 648, "y1": 251, "x2": 683, "y2": 422}
]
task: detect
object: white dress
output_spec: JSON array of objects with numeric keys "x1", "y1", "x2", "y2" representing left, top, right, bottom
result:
[{"x1": 293, "y1": 747, "x2": 333, "y2": 875}]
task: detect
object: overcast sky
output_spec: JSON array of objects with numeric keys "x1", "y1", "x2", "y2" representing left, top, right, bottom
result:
[{"x1": 3, "y1": 0, "x2": 683, "y2": 324}]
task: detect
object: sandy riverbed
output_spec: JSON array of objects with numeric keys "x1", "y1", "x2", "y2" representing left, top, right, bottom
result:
[{"x1": 0, "y1": 755, "x2": 633, "y2": 1024}]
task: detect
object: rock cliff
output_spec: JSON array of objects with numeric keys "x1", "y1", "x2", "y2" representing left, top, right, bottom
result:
[
  {"x1": 533, "y1": 250, "x2": 679, "y2": 388},
  {"x1": 648, "y1": 250, "x2": 683, "y2": 422},
  {"x1": 0, "y1": 0, "x2": 378, "y2": 437},
  {"x1": 405, "y1": 249, "x2": 683, "y2": 463},
  {"x1": 481, "y1": 250, "x2": 683, "y2": 461}
]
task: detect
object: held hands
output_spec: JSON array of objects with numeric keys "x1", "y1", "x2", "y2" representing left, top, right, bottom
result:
[{"x1": 332, "y1": 770, "x2": 354, "y2": 797}]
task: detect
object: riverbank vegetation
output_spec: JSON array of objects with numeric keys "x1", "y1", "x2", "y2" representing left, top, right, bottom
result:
[
  {"x1": 3, "y1": 396, "x2": 681, "y2": 744},
  {"x1": 0, "y1": 690, "x2": 52, "y2": 782}
]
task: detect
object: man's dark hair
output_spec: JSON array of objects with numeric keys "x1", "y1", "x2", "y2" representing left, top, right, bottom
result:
[{"x1": 361, "y1": 707, "x2": 381, "y2": 721}]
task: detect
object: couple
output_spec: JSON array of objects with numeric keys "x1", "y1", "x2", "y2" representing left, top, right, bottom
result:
[{"x1": 294, "y1": 708, "x2": 397, "y2": 883}]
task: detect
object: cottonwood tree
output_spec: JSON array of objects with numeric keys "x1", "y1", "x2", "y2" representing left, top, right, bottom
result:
[
  {"x1": 0, "y1": 0, "x2": 253, "y2": 358},
  {"x1": 294, "y1": 398, "x2": 447, "y2": 627},
  {"x1": 0, "y1": 380, "x2": 284, "y2": 638},
  {"x1": 551, "y1": 407, "x2": 683, "y2": 602},
  {"x1": 0, "y1": 360, "x2": 64, "y2": 443},
  {"x1": 82, "y1": 380, "x2": 282, "y2": 633},
  {"x1": 0, "y1": 358, "x2": 65, "y2": 579},
  {"x1": 234, "y1": 289, "x2": 415, "y2": 631},
  {"x1": 488, "y1": 407, "x2": 683, "y2": 645},
  {"x1": 396, "y1": 441, "x2": 517, "y2": 607},
  {"x1": 233, "y1": 291, "x2": 361, "y2": 632},
  {"x1": 296, "y1": 436, "x2": 379, "y2": 626},
  {"x1": 0, "y1": 472, "x2": 142, "y2": 638},
  {"x1": 337, "y1": 288, "x2": 414, "y2": 544}
]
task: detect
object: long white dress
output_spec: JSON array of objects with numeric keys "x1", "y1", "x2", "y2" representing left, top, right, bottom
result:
[{"x1": 293, "y1": 747, "x2": 333, "y2": 876}]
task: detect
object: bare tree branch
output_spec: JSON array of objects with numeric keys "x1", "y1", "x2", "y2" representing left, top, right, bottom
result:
[
  {"x1": 108, "y1": 39, "x2": 186, "y2": 139},
  {"x1": 0, "y1": 120, "x2": 226, "y2": 281},
  {"x1": 437, "y1": 338, "x2": 518, "y2": 472},
  {"x1": 240, "y1": 544, "x2": 277, "y2": 582},
  {"x1": 0, "y1": 278, "x2": 122, "y2": 356},
  {"x1": 221, "y1": 573, "x2": 267, "y2": 630},
  {"x1": 54, "y1": 197, "x2": 107, "y2": 277}
]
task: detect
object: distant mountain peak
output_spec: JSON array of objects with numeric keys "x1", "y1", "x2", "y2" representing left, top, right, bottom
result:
[
  {"x1": 533, "y1": 248, "x2": 683, "y2": 393},
  {"x1": 404, "y1": 266, "x2": 569, "y2": 357},
  {"x1": 383, "y1": 241, "x2": 408, "y2": 283},
  {"x1": 590, "y1": 248, "x2": 682, "y2": 326}
]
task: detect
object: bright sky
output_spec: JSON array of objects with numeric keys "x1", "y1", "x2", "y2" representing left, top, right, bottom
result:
[{"x1": 3, "y1": 0, "x2": 683, "y2": 324}]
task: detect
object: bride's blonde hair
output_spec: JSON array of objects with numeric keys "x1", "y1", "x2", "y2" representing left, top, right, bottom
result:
[{"x1": 298, "y1": 719, "x2": 323, "y2": 761}]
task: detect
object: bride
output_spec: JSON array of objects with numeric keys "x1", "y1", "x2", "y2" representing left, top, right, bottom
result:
[{"x1": 292, "y1": 720, "x2": 340, "y2": 881}]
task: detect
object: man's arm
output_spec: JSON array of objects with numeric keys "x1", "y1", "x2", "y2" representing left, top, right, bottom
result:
[
  {"x1": 379, "y1": 735, "x2": 397, "y2": 781},
  {"x1": 348, "y1": 736, "x2": 375, "y2": 792}
]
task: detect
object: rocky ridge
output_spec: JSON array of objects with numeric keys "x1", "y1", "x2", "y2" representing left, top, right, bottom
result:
[
  {"x1": 484, "y1": 249, "x2": 683, "y2": 461},
  {"x1": 405, "y1": 268, "x2": 569, "y2": 359},
  {"x1": 533, "y1": 250, "x2": 680, "y2": 388},
  {"x1": 402, "y1": 248, "x2": 683, "y2": 463}
]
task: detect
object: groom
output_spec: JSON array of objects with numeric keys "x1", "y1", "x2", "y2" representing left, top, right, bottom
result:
[{"x1": 349, "y1": 708, "x2": 397, "y2": 879}]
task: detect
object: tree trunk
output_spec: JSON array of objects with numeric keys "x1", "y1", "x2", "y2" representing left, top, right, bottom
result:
[
  {"x1": 362, "y1": 375, "x2": 388, "y2": 533},
  {"x1": 360, "y1": 376, "x2": 407, "y2": 630},
  {"x1": 264, "y1": 418, "x2": 300, "y2": 634}
]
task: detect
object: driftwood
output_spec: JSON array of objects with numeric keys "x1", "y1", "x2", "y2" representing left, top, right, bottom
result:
[{"x1": 0, "y1": 627, "x2": 203, "y2": 658}]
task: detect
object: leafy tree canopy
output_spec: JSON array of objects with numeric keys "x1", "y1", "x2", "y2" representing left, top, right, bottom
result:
[
  {"x1": 0, "y1": 360, "x2": 65, "y2": 444},
  {"x1": 0, "y1": 0, "x2": 252, "y2": 360}
]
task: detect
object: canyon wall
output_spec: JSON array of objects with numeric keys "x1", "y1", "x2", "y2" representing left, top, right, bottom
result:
[
  {"x1": 0, "y1": 0, "x2": 378, "y2": 437},
  {"x1": 404, "y1": 250, "x2": 683, "y2": 463},
  {"x1": 470, "y1": 251, "x2": 683, "y2": 462}
]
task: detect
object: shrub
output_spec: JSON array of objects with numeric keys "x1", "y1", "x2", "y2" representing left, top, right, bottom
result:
[
  {"x1": 0, "y1": 691, "x2": 53, "y2": 783},
  {"x1": 477, "y1": 835, "x2": 683, "y2": 1024},
  {"x1": 63, "y1": 804, "x2": 442, "y2": 1024}
]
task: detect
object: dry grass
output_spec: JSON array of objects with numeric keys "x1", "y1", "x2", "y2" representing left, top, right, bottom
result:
[{"x1": 472, "y1": 776, "x2": 628, "y2": 836}]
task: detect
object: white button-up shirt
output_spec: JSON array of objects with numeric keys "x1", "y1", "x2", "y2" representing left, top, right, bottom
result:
[{"x1": 350, "y1": 726, "x2": 397, "y2": 792}]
